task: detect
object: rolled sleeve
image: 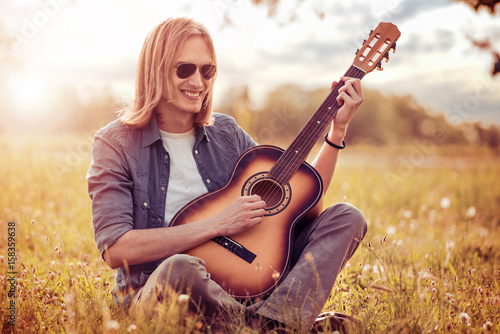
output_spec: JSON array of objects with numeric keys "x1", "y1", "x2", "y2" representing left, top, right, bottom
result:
[{"x1": 87, "y1": 132, "x2": 134, "y2": 256}]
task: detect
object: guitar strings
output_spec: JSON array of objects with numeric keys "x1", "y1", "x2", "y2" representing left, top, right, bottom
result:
[
  {"x1": 271, "y1": 65, "x2": 362, "y2": 182},
  {"x1": 257, "y1": 66, "x2": 364, "y2": 207},
  {"x1": 258, "y1": 66, "x2": 362, "y2": 204}
]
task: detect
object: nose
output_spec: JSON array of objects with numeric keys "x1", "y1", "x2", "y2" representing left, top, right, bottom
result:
[{"x1": 187, "y1": 68, "x2": 204, "y2": 87}]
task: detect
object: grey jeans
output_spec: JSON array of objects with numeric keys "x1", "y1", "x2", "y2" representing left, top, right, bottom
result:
[{"x1": 134, "y1": 202, "x2": 367, "y2": 330}]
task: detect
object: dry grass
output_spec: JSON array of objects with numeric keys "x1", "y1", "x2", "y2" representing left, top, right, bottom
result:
[{"x1": 0, "y1": 135, "x2": 499, "y2": 333}]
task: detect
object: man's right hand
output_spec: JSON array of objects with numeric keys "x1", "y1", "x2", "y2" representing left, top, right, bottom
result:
[{"x1": 211, "y1": 195, "x2": 266, "y2": 236}]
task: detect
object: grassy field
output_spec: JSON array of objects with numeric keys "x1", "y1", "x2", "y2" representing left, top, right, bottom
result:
[{"x1": 0, "y1": 135, "x2": 499, "y2": 333}]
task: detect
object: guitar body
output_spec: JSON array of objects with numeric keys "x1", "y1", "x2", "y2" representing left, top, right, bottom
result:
[{"x1": 170, "y1": 145, "x2": 323, "y2": 299}]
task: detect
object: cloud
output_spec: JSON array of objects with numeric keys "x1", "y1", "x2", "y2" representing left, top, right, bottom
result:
[
  {"x1": 320, "y1": 0, "x2": 455, "y2": 28},
  {"x1": 384, "y1": 0, "x2": 454, "y2": 23},
  {"x1": 399, "y1": 27, "x2": 456, "y2": 60}
]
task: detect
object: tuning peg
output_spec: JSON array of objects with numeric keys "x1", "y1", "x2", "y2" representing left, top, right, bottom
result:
[
  {"x1": 369, "y1": 29, "x2": 374, "y2": 36},
  {"x1": 390, "y1": 42, "x2": 397, "y2": 53},
  {"x1": 376, "y1": 61, "x2": 383, "y2": 71},
  {"x1": 383, "y1": 51, "x2": 390, "y2": 62},
  {"x1": 355, "y1": 48, "x2": 360, "y2": 55}
]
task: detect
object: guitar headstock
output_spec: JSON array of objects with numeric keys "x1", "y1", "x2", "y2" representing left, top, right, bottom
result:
[{"x1": 353, "y1": 22, "x2": 401, "y2": 73}]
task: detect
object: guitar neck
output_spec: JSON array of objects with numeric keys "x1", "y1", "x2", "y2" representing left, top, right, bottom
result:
[{"x1": 268, "y1": 65, "x2": 366, "y2": 184}]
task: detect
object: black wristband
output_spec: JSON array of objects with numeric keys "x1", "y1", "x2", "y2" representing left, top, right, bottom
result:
[{"x1": 324, "y1": 133, "x2": 346, "y2": 149}]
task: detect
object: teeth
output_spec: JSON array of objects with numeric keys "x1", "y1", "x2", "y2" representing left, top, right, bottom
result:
[{"x1": 183, "y1": 91, "x2": 200, "y2": 97}]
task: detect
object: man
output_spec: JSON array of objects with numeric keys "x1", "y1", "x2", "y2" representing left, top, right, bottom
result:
[{"x1": 87, "y1": 17, "x2": 367, "y2": 332}]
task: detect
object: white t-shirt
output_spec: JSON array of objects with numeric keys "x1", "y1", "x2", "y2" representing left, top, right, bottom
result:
[{"x1": 160, "y1": 128, "x2": 208, "y2": 225}]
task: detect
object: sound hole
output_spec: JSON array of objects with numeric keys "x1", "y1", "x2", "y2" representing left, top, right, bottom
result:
[{"x1": 250, "y1": 179, "x2": 284, "y2": 209}]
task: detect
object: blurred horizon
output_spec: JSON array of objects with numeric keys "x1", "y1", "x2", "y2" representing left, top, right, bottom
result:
[{"x1": 0, "y1": 0, "x2": 499, "y2": 138}]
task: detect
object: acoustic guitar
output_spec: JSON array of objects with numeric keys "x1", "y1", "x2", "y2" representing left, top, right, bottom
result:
[{"x1": 170, "y1": 22, "x2": 401, "y2": 299}]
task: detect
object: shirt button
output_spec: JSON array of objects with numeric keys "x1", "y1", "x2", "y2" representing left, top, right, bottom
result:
[
  {"x1": 164, "y1": 155, "x2": 168, "y2": 159},
  {"x1": 206, "y1": 179, "x2": 211, "y2": 184},
  {"x1": 157, "y1": 218, "x2": 162, "y2": 223},
  {"x1": 194, "y1": 150, "x2": 199, "y2": 154},
  {"x1": 161, "y1": 186, "x2": 165, "y2": 191},
  {"x1": 143, "y1": 202, "x2": 148, "y2": 207}
]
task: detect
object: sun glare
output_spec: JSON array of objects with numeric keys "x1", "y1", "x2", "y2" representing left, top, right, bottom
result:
[{"x1": 8, "y1": 74, "x2": 47, "y2": 118}]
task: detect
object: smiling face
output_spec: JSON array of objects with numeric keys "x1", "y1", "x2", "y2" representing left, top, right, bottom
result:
[{"x1": 160, "y1": 36, "x2": 215, "y2": 128}]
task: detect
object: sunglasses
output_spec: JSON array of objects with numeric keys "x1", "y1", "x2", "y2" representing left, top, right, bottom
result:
[{"x1": 175, "y1": 63, "x2": 217, "y2": 80}]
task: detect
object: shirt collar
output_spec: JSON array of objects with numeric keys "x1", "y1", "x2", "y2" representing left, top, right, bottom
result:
[
  {"x1": 141, "y1": 115, "x2": 162, "y2": 148},
  {"x1": 195, "y1": 124, "x2": 210, "y2": 146},
  {"x1": 141, "y1": 115, "x2": 210, "y2": 148}
]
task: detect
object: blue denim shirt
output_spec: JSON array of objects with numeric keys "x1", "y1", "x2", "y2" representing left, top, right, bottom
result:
[{"x1": 87, "y1": 113, "x2": 256, "y2": 291}]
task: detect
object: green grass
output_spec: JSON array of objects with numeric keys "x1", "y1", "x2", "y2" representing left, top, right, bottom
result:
[{"x1": 0, "y1": 136, "x2": 499, "y2": 333}]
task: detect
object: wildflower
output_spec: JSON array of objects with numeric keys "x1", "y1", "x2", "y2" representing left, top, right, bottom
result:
[
  {"x1": 386, "y1": 226, "x2": 396, "y2": 235},
  {"x1": 465, "y1": 206, "x2": 476, "y2": 218},
  {"x1": 479, "y1": 228, "x2": 488, "y2": 238},
  {"x1": 127, "y1": 324, "x2": 137, "y2": 332},
  {"x1": 483, "y1": 321, "x2": 493, "y2": 331},
  {"x1": 373, "y1": 261, "x2": 385, "y2": 274},
  {"x1": 440, "y1": 197, "x2": 451, "y2": 209},
  {"x1": 392, "y1": 239, "x2": 404, "y2": 247},
  {"x1": 33, "y1": 284, "x2": 41, "y2": 294},
  {"x1": 378, "y1": 235, "x2": 387, "y2": 245},
  {"x1": 105, "y1": 320, "x2": 120, "y2": 332},
  {"x1": 458, "y1": 313, "x2": 470, "y2": 326},
  {"x1": 178, "y1": 294, "x2": 190, "y2": 304},
  {"x1": 64, "y1": 292, "x2": 74, "y2": 306},
  {"x1": 94, "y1": 277, "x2": 102, "y2": 287},
  {"x1": 196, "y1": 321, "x2": 204, "y2": 331}
]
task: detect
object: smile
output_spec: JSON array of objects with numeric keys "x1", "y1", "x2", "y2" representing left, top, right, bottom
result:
[{"x1": 182, "y1": 90, "x2": 201, "y2": 98}]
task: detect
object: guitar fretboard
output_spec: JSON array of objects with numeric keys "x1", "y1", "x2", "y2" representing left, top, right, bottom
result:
[{"x1": 268, "y1": 65, "x2": 366, "y2": 185}]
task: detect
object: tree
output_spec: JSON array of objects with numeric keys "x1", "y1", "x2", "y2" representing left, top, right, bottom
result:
[
  {"x1": 459, "y1": 0, "x2": 500, "y2": 77},
  {"x1": 452, "y1": 0, "x2": 500, "y2": 13}
]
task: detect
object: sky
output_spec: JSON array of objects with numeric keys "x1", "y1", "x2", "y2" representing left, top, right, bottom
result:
[{"x1": 2, "y1": 0, "x2": 500, "y2": 127}]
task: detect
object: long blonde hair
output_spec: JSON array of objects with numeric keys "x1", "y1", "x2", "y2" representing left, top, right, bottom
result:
[{"x1": 119, "y1": 17, "x2": 216, "y2": 128}]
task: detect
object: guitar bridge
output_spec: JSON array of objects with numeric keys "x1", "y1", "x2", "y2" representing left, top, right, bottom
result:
[{"x1": 212, "y1": 236, "x2": 256, "y2": 264}]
